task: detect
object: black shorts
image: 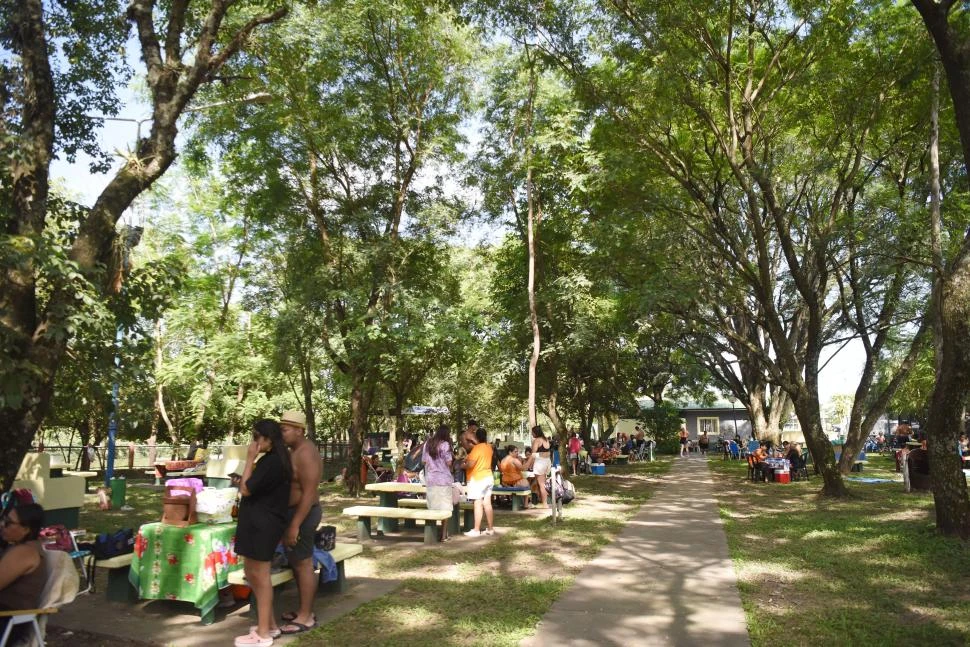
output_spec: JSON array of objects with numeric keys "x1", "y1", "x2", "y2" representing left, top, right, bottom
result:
[{"x1": 284, "y1": 504, "x2": 322, "y2": 562}]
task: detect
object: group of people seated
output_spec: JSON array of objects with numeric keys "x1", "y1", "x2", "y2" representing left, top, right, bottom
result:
[
  {"x1": 748, "y1": 440, "x2": 805, "y2": 481},
  {"x1": 589, "y1": 441, "x2": 620, "y2": 464}
]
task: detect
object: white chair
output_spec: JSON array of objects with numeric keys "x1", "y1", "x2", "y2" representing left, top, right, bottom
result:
[{"x1": 0, "y1": 549, "x2": 79, "y2": 647}]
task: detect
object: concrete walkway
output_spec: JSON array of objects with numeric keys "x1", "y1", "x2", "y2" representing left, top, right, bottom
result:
[{"x1": 522, "y1": 457, "x2": 750, "y2": 647}]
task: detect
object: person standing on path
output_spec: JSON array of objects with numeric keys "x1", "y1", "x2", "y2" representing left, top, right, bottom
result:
[
  {"x1": 679, "y1": 424, "x2": 689, "y2": 457},
  {"x1": 278, "y1": 410, "x2": 323, "y2": 636},
  {"x1": 698, "y1": 431, "x2": 710, "y2": 456},
  {"x1": 567, "y1": 431, "x2": 582, "y2": 476},
  {"x1": 461, "y1": 427, "x2": 494, "y2": 536}
]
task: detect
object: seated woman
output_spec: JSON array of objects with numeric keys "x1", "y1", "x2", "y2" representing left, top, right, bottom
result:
[
  {"x1": 751, "y1": 442, "x2": 770, "y2": 481},
  {"x1": 0, "y1": 504, "x2": 49, "y2": 642},
  {"x1": 499, "y1": 446, "x2": 529, "y2": 487},
  {"x1": 785, "y1": 442, "x2": 804, "y2": 469},
  {"x1": 589, "y1": 442, "x2": 604, "y2": 463}
]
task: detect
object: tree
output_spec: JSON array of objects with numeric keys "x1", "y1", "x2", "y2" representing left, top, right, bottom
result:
[
  {"x1": 534, "y1": 0, "x2": 939, "y2": 496},
  {"x1": 910, "y1": 0, "x2": 970, "y2": 537},
  {"x1": 0, "y1": 0, "x2": 286, "y2": 488},
  {"x1": 197, "y1": 0, "x2": 475, "y2": 494}
]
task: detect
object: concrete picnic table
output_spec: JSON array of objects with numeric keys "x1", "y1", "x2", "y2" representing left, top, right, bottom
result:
[{"x1": 364, "y1": 482, "x2": 427, "y2": 533}]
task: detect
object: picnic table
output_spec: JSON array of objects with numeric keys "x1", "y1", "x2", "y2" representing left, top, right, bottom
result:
[
  {"x1": 363, "y1": 482, "x2": 442, "y2": 533},
  {"x1": 128, "y1": 521, "x2": 241, "y2": 625}
]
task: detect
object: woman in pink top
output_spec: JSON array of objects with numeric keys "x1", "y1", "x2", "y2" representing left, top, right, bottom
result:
[
  {"x1": 422, "y1": 425, "x2": 455, "y2": 541},
  {"x1": 567, "y1": 432, "x2": 582, "y2": 476}
]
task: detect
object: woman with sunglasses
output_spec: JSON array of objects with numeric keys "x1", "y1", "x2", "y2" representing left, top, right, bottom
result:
[
  {"x1": 234, "y1": 419, "x2": 293, "y2": 647},
  {"x1": 0, "y1": 504, "x2": 48, "y2": 639}
]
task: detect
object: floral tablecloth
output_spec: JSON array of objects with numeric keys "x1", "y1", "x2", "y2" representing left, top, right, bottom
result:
[{"x1": 129, "y1": 521, "x2": 241, "y2": 618}]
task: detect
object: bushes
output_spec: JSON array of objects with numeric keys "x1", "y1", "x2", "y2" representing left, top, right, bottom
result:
[{"x1": 639, "y1": 403, "x2": 681, "y2": 454}]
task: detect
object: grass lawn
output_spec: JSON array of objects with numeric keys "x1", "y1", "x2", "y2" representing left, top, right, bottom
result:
[
  {"x1": 72, "y1": 459, "x2": 671, "y2": 646},
  {"x1": 708, "y1": 453, "x2": 970, "y2": 646}
]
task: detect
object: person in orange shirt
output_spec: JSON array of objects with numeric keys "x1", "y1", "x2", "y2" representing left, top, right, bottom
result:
[
  {"x1": 499, "y1": 445, "x2": 528, "y2": 487},
  {"x1": 751, "y1": 442, "x2": 769, "y2": 481},
  {"x1": 460, "y1": 427, "x2": 495, "y2": 537}
]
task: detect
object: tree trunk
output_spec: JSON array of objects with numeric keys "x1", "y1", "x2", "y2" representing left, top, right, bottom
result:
[
  {"x1": 792, "y1": 394, "x2": 846, "y2": 497},
  {"x1": 299, "y1": 355, "x2": 316, "y2": 441},
  {"x1": 910, "y1": 0, "x2": 970, "y2": 538},
  {"x1": 343, "y1": 377, "x2": 370, "y2": 496}
]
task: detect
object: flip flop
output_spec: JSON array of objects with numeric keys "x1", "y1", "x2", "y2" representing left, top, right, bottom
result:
[
  {"x1": 234, "y1": 630, "x2": 273, "y2": 647},
  {"x1": 280, "y1": 611, "x2": 315, "y2": 623},
  {"x1": 250, "y1": 626, "x2": 281, "y2": 638},
  {"x1": 279, "y1": 620, "x2": 316, "y2": 635}
]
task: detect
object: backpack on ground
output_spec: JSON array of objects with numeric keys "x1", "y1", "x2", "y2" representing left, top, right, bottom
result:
[{"x1": 91, "y1": 528, "x2": 135, "y2": 560}]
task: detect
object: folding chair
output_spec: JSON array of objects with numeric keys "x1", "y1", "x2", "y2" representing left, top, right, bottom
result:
[
  {"x1": 0, "y1": 547, "x2": 79, "y2": 647},
  {"x1": 39, "y1": 526, "x2": 92, "y2": 595}
]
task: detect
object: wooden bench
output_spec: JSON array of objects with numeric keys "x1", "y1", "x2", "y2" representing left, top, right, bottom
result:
[
  {"x1": 91, "y1": 553, "x2": 137, "y2": 602},
  {"x1": 342, "y1": 506, "x2": 451, "y2": 544},
  {"x1": 397, "y1": 498, "x2": 475, "y2": 532},
  {"x1": 227, "y1": 543, "x2": 363, "y2": 619},
  {"x1": 491, "y1": 486, "x2": 532, "y2": 511}
]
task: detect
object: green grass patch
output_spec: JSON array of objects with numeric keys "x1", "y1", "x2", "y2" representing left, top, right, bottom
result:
[
  {"x1": 709, "y1": 453, "x2": 970, "y2": 646},
  {"x1": 300, "y1": 576, "x2": 570, "y2": 647}
]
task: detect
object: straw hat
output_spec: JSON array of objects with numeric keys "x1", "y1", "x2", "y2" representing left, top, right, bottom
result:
[{"x1": 280, "y1": 410, "x2": 307, "y2": 429}]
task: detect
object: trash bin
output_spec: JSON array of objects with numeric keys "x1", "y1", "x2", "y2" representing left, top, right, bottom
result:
[{"x1": 110, "y1": 477, "x2": 126, "y2": 508}]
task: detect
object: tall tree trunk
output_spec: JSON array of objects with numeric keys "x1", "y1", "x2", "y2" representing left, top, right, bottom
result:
[
  {"x1": 343, "y1": 376, "x2": 371, "y2": 496},
  {"x1": 924, "y1": 62, "x2": 970, "y2": 537},
  {"x1": 299, "y1": 354, "x2": 316, "y2": 441},
  {"x1": 792, "y1": 394, "x2": 846, "y2": 496},
  {"x1": 524, "y1": 53, "x2": 540, "y2": 429}
]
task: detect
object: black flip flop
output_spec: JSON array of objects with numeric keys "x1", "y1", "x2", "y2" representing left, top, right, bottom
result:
[{"x1": 280, "y1": 621, "x2": 316, "y2": 635}]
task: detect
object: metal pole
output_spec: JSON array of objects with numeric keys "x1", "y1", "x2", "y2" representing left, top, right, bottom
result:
[{"x1": 105, "y1": 326, "x2": 122, "y2": 487}]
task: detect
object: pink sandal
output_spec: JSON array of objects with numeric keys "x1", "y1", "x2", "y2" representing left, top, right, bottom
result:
[
  {"x1": 249, "y1": 626, "x2": 281, "y2": 638},
  {"x1": 234, "y1": 630, "x2": 274, "y2": 647}
]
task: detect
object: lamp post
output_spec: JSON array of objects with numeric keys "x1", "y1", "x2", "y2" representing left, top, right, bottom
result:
[
  {"x1": 105, "y1": 225, "x2": 143, "y2": 489},
  {"x1": 732, "y1": 397, "x2": 740, "y2": 439}
]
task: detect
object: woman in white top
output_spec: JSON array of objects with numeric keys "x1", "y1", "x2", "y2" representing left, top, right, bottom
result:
[{"x1": 524, "y1": 426, "x2": 551, "y2": 507}]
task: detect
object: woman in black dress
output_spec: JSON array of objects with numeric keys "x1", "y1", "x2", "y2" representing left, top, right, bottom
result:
[{"x1": 234, "y1": 419, "x2": 292, "y2": 647}]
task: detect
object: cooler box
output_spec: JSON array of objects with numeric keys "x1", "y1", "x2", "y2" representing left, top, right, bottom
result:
[
  {"x1": 775, "y1": 470, "x2": 790, "y2": 484},
  {"x1": 591, "y1": 463, "x2": 606, "y2": 475}
]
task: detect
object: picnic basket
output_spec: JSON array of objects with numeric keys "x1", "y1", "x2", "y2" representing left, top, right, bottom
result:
[{"x1": 161, "y1": 485, "x2": 198, "y2": 527}]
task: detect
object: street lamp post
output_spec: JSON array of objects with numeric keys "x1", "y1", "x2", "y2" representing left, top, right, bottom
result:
[{"x1": 732, "y1": 398, "x2": 740, "y2": 439}]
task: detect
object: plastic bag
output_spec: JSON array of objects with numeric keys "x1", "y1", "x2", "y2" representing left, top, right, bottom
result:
[{"x1": 195, "y1": 487, "x2": 236, "y2": 524}]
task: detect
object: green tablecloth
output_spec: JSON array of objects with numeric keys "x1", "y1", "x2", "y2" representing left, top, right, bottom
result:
[{"x1": 129, "y1": 521, "x2": 242, "y2": 618}]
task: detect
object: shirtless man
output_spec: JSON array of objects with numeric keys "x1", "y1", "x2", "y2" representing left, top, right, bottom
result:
[
  {"x1": 278, "y1": 410, "x2": 323, "y2": 635},
  {"x1": 460, "y1": 419, "x2": 479, "y2": 452}
]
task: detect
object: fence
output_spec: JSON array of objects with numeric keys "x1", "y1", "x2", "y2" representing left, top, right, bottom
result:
[{"x1": 38, "y1": 439, "x2": 356, "y2": 479}]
